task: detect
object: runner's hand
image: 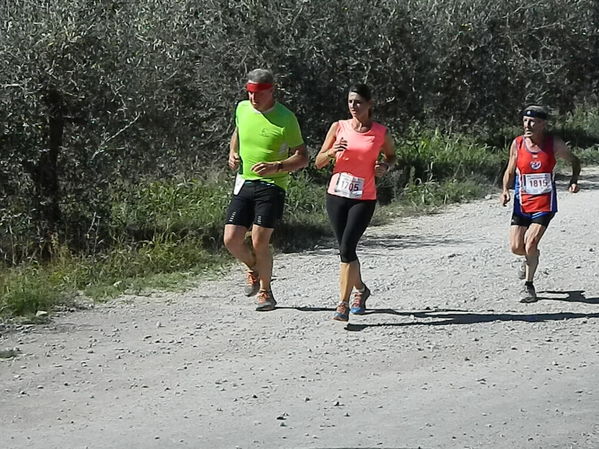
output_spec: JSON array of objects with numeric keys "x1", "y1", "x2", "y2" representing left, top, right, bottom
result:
[
  {"x1": 375, "y1": 161, "x2": 389, "y2": 178},
  {"x1": 328, "y1": 138, "x2": 347, "y2": 158},
  {"x1": 228, "y1": 152, "x2": 240, "y2": 170},
  {"x1": 251, "y1": 161, "x2": 279, "y2": 176},
  {"x1": 568, "y1": 183, "x2": 580, "y2": 193},
  {"x1": 500, "y1": 190, "x2": 510, "y2": 206}
]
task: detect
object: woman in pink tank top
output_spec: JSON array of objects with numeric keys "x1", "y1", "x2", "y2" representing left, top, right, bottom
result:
[{"x1": 315, "y1": 84, "x2": 396, "y2": 322}]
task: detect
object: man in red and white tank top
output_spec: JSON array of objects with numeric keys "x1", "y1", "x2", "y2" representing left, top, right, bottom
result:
[{"x1": 501, "y1": 105, "x2": 581, "y2": 302}]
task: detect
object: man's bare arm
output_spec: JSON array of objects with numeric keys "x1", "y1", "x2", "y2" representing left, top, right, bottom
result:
[
  {"x1": 500, "y1": 140, "x2": 518, "y2": 206},
  {"x1": 228, "y1": 128, "x2": 240, "y2": 170},
  {"x1": 250, "y1": 145, "x2": 309, "y2": 176},
  {"x1": 554, "y1": 137, "x2": 581, "y2": 192},
  {"x1": 280, "y1": 145, "x2": 309, "y2": 172}
]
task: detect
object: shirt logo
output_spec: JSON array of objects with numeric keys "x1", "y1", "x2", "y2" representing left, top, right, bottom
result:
[
  {"x1": 530, "y1": 160, "x2": 542, "y2": 170},
  {"x1": 260, "y1": 128, "x2": 281, "y2": 138}
]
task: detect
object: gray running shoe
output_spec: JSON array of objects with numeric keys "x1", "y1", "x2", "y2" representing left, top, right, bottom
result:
[
  {"x1": 519, "y1": 283, "x2": 538, "y2": 303},
  {"x1": 244, "y1": 270, "x2": 260, "y2": 297}
]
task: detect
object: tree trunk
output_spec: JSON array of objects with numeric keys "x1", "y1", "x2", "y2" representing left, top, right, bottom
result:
[{"x1": 22, "y1": 86, "x2": 64, "y2": 258}]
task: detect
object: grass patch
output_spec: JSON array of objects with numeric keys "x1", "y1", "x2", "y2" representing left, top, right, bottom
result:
[
  {"x1": 111, "y1": 177, "x2": 231, "y2": 248},
  {"x1": 574, "y1": 146, "x2": 599, "y2": 165},
  {"x1": 554, "y1": 105, "x2": 599, "y2": 149},
  {"x1": 396, "y1": 128, "x2": 504, "y2": 184},
  {"x1": 0, "y1": 266, "x2": 63, "y2": 316},
  {"x1": 82, "y1": 238, "x2": 230, "y2": 299},
  {"x1": 0, "y1": 239, "x2": 230, "y2": 318},
  {"x1": 387, "y1": 179, "x2": 488, "y2": 217},
  {"x1": 274, "y1": 171, "x2": 331, "y2": 252}
]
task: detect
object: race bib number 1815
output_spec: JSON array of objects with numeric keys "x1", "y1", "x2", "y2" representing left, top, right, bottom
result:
[{"x1": 522, "y1": 173, "x2": 553, "y2": 195}]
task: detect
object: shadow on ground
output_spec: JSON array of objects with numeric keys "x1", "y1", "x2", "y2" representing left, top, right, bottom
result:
[
  {"x1": 360, "y1": 234, "x2": 468, "y2": 250},
  {"x1": 556, "y1": 172, "x2": 599, "y2": 191},
  {"x1": 538, "y1": 290, "x2": 599, "y2": 304},
  {"x1": 344, "y1": 306, "x2": 599, "y2": 331},
  {"x1": 292, "y1": 234, "x2": 470, "y2": 257},
  {"x1": 284, "y1": 289, "x2": 599, "y2": 332}
]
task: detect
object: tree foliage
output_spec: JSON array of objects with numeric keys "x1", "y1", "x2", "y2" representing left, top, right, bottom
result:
[{"x1": 1, "y1": 0, "x2": 598, "y2": 264}]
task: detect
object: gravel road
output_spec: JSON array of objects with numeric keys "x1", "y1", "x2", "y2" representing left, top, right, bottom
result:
[{"x1": 2, "y1": 171, "x2": 599, "y2": 449}]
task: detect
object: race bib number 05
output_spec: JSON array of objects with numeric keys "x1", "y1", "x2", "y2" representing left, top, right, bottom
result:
[
  {"x1": 334, "y1": 172, "x2": 365, "y2": 199},
  {"x1": 522, "y1": 173, "x2": 553, "y2": 195}
]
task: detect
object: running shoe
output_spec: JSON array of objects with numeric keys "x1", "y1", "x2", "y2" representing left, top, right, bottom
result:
[
  {"x1": 519, "y1": 250, "x2": 540, "y2": 280},
  {"x1": 255, "y1": 289, "x2": 277, "y2": 311},
  {"x1": 350, "y1": 285, "x2": 371, "y2": 315},
  {"x1": 519, "y1": 283, "x2": 537, "y2": 303},
  {"x1": 332, "y1": 302, "x2": 349, "y2": 322},
  {"x1": 244, "y1": 270, "x2": 260, "y2": 297},
  {"x1": 517, "y1": 259, "x2": 526, "y2": 280}
]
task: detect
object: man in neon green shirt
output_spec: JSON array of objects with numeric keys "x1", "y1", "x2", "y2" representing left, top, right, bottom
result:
[{"x1": 224, "y1": 68, "x2": 308, "y2": 311}]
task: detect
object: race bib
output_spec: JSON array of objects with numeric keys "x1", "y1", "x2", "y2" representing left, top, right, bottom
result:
[
  {"x1": 521, "y1": 173, "x2": 553, "y2": 195},
  {"x1": 233, "y1": 174, "x2": 245, "y2": 195},
  {"x1": 333, "y1": 172, "x2": 364, "y2": 199}
]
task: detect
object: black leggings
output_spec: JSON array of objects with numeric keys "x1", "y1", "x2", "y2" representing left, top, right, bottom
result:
[{"x1": 326, "y1": 193, "x2": 376, "y2": 263}]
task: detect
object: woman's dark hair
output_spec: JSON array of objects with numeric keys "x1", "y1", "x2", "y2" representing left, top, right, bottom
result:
[{"x1": 348, "y1": 83, "x2": 372, "y2": 101}]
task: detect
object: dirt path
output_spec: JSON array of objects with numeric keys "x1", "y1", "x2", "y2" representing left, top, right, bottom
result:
[{"x1": 2, "y1": 172, "x2": 599, "y2": 449}]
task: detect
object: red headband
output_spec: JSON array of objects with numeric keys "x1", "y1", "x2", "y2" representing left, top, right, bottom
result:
[{"x1": 246, "y1": 82, "x2": 273, "y2": 92}]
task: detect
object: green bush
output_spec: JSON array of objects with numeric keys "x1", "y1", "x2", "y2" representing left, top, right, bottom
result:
[
  {"x1": 553, "y1": 105, "x2": 599, "y2": 151},
  {"x1": 110, "y1": 177, "x2": 231, "y2": 247},
  {"x1": 274, "y1": 171, "x2": 331, "y2": 251},
  {"x1": 2, "y1": 0, "x2": 599, "y2": 263},
  {"x1": 400, "y1": 179, "x2": 486, "y2": 209},
  {"x1": 397, "y1": 129, "x2": 503, "y2": 182}
]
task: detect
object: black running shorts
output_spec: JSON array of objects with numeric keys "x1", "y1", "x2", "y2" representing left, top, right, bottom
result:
[
  {"x1": 325, "y1": 193, "x2": 376, "y2": 263},
  {"x1": 225, "y1": 180, "x2": 286, "y2": 229},
  {"x1": 511, "y1": 212, "x2": 554, "y2": 228}
]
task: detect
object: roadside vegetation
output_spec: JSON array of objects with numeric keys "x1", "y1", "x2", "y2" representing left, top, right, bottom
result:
[{"x1": 2, "y1": 1, "x2": 599, "y2": 318}]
